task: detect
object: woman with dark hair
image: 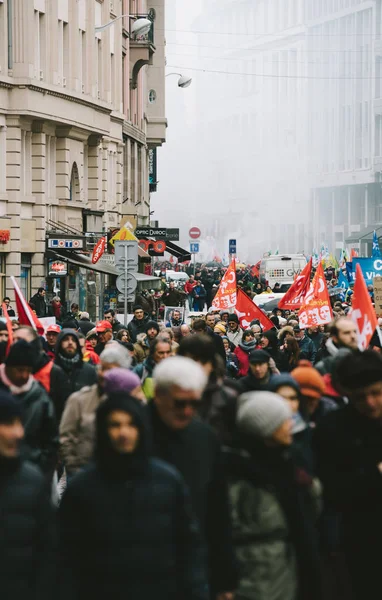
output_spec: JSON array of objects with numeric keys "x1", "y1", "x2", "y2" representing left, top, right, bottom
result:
[
  {"x1": 281, "y1": 337, "x2": 301, "y2": 372},
  {"x1": 259, "y1": 330, "x2": 287, "y2": 372},
  {"x1": 234, "y1": 330, "x2": 258, "y2": 377},
  {"x1": 116, "y1": 329, "x2": 130, "y2": 343}
]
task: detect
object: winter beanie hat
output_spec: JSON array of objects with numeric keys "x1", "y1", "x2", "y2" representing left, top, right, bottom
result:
[
  {"x1": 0, "y1": 390, "x2": 22, "y2": 423},
  {"x1": 103, "y1": 368, "x2": 141, "y2": 395},
  {"x1": 291, "y1": 361, "x2": 326, "y2": 399},
  {"x1": 5, "y1": 340, "x2": 35, "y2": 368},
  {"x1": 228, "y1": 314, "x2": 239, "y2": 323},
  {"x1": 214, "y1": 323, "x2": 227, "y2": 335},
  {"x1": 237, "y1": 391, "x2": 292, "y2": 439},
  {"x1": 269, "y1": 374, "x2": 300, "y2": 395},
  {"x1": 145, "y1": 320, "x2": 160, "y2": 334}
]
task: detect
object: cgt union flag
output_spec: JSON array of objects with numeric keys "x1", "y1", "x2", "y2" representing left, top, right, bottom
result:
[
  {"x1": 351, "y1": 263, "x2": 378, "y2": 350},
  {"x1": 278, "y1": 258, "x2": 312, "y2": 310},
  {"x1": 298, "y1": 262, "x2": 332, "y2": 329},
  {"x1": 235, "y1": 288, "x2": 274, "y2": 332},
  {"x1": 212, "y1": 259, "x2": 237, "y2": 309}
]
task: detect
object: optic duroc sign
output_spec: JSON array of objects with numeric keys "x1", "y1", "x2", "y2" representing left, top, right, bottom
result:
[{"x1": 134, "y1": 228, "x2": 179, "y2": 241}]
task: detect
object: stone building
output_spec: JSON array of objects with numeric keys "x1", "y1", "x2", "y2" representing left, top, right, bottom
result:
[{"x1": 0, "y1": 0, "x2": 166, "y2": 312}]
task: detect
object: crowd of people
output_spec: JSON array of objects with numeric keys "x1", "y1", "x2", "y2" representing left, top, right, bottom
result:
[{"x1": 0, "y1": 272, "x2": 381, "y2": 600}]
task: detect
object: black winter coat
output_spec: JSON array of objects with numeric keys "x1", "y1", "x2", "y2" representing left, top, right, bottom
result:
[
  {"x1": 0, "y1": 380, "x2": 59, "y2": 474},
  {"x1": 127, "y1": 314, "x2": 151, "y2": 343},
  {"x1": 59, "y1": 459, "x2": 209, "y2": 600},
  {"x1": 236, "y1": 371, "x2": 274, "y2": 394},
  {"x1": 54, "y1": 330, "x2": 97, "y2": 420},
  {"x1": 77, "y1": 319, "x2": 96, "y2": 336},
  {"x1": 0, "y1": 459, "x2": 56, "y2": 600},
  {"x1": 148, "y1": 403, "x2": 238, "y2": 596},
  {"x1": 314, "y1": 406, "x2": 382, "y2": 599},
  {"x1": 30, "y1": 293, "x2": 47, "y2": 317}
]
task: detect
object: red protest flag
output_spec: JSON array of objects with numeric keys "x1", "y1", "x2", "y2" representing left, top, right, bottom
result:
[
  {"x1": 212, "y1": 259, "x2": 237, "y2": 309},
  {"x1": 11, "y1": 276, "x2": 44, "y2": 335},
  {"x1": 351, "y1": 263, "x2": 378, "y2": 350},
  {"x1": 251, "y1": 261, "x2": 261, "y2": 279},
  {"x1": 278, "y1": 258, "x2": 312, "y2": 310},
  {"x1": 1, "y1": 302, "x2": 13, "y2": 355},
  {"x1": 235, "y1": 288, "x2": 274, "y2": 332},
  {"x1": 298, "y1": 262, "x2": 332, "y2": 329}
]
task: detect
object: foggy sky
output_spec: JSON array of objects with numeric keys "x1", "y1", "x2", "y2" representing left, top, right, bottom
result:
[{"x1": 152, "y1": 0, "x2": 311, "y2": 262}]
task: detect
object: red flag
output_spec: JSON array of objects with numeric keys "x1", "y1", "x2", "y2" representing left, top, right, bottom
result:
[
  {"x1": 351, "y1": 263, "x2": 378, "y2": 350},
  {"x1": 350, "y1": 248, "x2": 359, "y2": 259},
  {"x1": 298, "y1": 262, "x2": 332, "y2": 328},
  {"x1": 251, "y1": 261, "x2": 261, "y2": 279},
  {"x1": 1, "y1": 302, "x2": 13, "y2": 355},
  {"x1": 11, "y1": 276, "x2": 44, "y2": 335},
  {"x1": 235, "y1": 288, "x2": 274, "y2": 332},
  {"x1": 278, "y1": 258, "x2": 312, "y2": 310},
  {"x1": 212, "y1": 259, "x2": 237, "y2": 309}
]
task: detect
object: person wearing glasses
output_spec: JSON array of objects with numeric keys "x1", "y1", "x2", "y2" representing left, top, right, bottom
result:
[{"x1": 149, "y1": 357, "x2": 238, "y2": 600}]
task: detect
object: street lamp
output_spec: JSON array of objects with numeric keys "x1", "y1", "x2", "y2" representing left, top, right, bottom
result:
[
  {"x1": 166, "y1": 73, "x2": 192, "y2": 88},
  {"x1": 95, "y1": 14, "x2": 152, "y2": 36}
]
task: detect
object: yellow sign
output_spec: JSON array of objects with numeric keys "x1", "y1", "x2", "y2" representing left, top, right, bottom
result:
[{"x1": 109, "y1": 226, "x2": 138, "y2": 246}]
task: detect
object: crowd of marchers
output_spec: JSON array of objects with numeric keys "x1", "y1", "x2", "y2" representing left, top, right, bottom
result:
[{"x1": 1, "y1": 290, "x2": 382, "y2": 600}]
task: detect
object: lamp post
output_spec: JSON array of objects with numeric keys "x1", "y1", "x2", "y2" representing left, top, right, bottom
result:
[
  {"x1": 95, "y1": 14, "x2": 152, "y2": 36},
  {"x1": 165, "y1": 73, "x2": 192, "y2": 88}
]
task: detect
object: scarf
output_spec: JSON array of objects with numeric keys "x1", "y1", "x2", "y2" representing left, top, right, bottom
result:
[
  {"x1": 0, "y1": 364, "x2": 34, "y2": 395},
  {"x1": 58, "y1": 351, "x2": 81, "y2": 371},
  {"x1": 238, "y1": 339, "x2": 257, "y2": 354}
]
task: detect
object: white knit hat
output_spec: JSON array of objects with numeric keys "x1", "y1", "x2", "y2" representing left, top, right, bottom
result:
[{"x1": 236, "y1": 391, "x2": 292, "y2": 439}]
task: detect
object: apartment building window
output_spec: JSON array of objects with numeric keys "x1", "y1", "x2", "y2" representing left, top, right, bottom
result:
[
  {"x1": 69, "y1": 163, "x2": 80, "y2": 202},
  {"x1": 21, "y1": 131, "x2": 32, "y2": 196},
  {"x1": 20, "y1": 254, "x2": 32, "y2": 301},
  {"x1": 108, "y1": 152, "x2": 116, "y2": 208},
  {"x1": 97, "y1": 39, "x2": 103, "y2": 99},
  {"x1": 46, "y1": 136, "x2": 56, "y2": 199},
  {"x1": 34, "y1": 11, "x2": 46, "y2": 80},
  {"x1": 376, "y1": 58, "x2": 382, "y2": 99},
  {"x1": 80, "y1": 30, "x2": 86, "y2": 93}
]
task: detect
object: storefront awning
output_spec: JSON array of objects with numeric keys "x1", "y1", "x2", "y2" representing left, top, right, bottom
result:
[
  {"x1": 165, "y1": 241, "x2": 191, "y2": 262},
  {"x1": 47, "y1": 250, "x2": 161, "y2": 290}
]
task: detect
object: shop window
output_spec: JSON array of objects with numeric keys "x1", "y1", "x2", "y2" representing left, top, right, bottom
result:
[{"x1": 20, "y1": 254, "x2": 32, "y2": 301}]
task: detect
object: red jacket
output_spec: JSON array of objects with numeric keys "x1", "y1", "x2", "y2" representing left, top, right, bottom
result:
[
  {"x1": 184, "y1": 281, "x2": 197, "y2": 295},
  {"x1": 234, "y1": 346, "x2": 250, "y2": 378}
]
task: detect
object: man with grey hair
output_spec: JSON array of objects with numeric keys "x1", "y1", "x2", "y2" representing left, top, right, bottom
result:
[
  {"x1": 149, "y1": 357, "x2": 238, "y2": 600},
  {"x1": 59, "y1": 344, "x2": 131, "y2": 476}
]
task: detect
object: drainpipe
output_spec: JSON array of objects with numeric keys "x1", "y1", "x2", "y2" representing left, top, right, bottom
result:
[{"x1": 7, "y1": 0, "x2": 13, "y2": 70}]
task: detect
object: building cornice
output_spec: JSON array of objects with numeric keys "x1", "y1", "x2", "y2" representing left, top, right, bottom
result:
[
  {"x1": 0, "y1": 77, "x2": 113, "y2": 115},
  {"x1": 123, "y1": 121, "x2": 147, "y2": 145}
]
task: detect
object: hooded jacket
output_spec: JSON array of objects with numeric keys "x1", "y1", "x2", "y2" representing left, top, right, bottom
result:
[
  {"x1": 0, "y1": 458, "x2": 56, "y2": 600},
  {"x1": 59, "y1": 395, "x2": 209, "y2": 600},
  {"x1": 54, "y1": 330, "x2": 97, "y2": 421}
]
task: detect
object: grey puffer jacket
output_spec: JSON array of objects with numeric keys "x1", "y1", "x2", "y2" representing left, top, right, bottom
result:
[{"x1": 225, "y1": 446, "x2": 321, "y2": 600}]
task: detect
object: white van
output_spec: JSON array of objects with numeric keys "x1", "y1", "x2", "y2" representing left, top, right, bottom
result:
[
  {"x1": 165, "y1": 270, "x2": 189, "y2": 283},
  {"x1": 259, "y1": 254, "x2": 307, "y2": 291}
]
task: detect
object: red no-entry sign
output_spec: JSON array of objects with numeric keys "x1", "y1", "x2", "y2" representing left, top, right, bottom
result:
[{"x1": 189, "y1": 227, "x2": 201, "y2": 239}]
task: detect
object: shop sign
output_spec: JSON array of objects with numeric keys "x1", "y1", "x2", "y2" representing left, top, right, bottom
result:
[
  {"x1": 47, "y1": 238, "x2": 84, "y2": 249},
  {"x1": 48, "y1": 260, "x2": 67, "y2": 276},
  {"x1": 92, "y1": 237, "x2": 106, "y2": 264}
]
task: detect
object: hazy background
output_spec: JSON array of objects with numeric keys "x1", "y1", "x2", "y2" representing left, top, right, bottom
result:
[{"x1": 152, "y1": 0, "x2": 312, "y2": 263}]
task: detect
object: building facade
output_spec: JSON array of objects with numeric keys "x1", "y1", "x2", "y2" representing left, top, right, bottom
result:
[{"x1": 0, "y1": 0, "x2": 166, "y2": 311}]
